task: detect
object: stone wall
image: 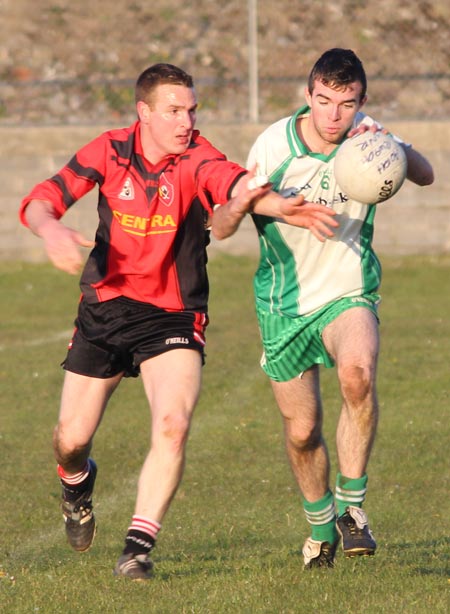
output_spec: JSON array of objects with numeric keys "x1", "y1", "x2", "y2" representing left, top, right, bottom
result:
[{"x1": 3, "y1": 121, "x2": 449, "y2": 262}]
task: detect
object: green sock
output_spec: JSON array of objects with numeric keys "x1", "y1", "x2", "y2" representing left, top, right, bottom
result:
[
  {"x1": 303, "y1": 489, "x2": 338, "y2": 544},
  {"x1": 335, "y1": 473, "x2": 368, "y2": 517}
]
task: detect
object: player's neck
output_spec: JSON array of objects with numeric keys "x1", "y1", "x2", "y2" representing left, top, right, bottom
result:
[{"x1": 139, "y1": 125, "x2": 166, "y2": 166}]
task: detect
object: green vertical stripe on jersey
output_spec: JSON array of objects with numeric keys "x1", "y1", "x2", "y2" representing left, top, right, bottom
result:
[
  {"x1": 360, "y1": 204, "x2": 382, "y2": 293},
  {"x1": 252, "y1": 213, "x2": 301, "y2": 315},
  {"x1": 252, "y1": 146, "x2": 300, "y2": 316},
  {"x1": 268, "y1": 155, "x2": 295, "y2": 192}
]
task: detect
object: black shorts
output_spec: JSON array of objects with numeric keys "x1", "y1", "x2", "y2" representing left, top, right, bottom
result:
[{"x1": 62, "y1": 296, "x2": 209, "y2": 378}]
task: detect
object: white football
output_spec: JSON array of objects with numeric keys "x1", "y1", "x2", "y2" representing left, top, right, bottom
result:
[{"x1": 334, "y1": 131, "x2": 407, "y2": 204}]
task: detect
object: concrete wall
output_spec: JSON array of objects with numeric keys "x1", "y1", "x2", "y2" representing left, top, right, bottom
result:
[{"x1": 3, "y1": 121, "x2": 449, "y2": 262}]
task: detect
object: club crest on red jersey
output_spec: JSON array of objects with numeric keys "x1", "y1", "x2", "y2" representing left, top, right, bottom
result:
[
  {"x1": 158, "y1": 172, "x2": 174, "y2": 207},
  {"x1": 119, "y1": 177, "x2": 135, "y2": 200}
]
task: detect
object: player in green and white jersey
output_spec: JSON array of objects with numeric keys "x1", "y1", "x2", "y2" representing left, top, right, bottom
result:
[
  {"x1": 212, "y1": 48, "x2": 434, "y2": 568},
  {"x1": 250, "y1": 106, "x2": 382, "y2": 321}
]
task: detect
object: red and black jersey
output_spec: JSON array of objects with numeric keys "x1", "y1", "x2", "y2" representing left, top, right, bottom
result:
[{"x1": 20, "y1": 121, "x2": 246, "y2": 311}]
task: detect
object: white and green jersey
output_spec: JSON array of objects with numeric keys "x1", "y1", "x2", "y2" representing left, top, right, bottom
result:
[{"x1": 249, "y1": 106, "x2": 384, "y2": 317}]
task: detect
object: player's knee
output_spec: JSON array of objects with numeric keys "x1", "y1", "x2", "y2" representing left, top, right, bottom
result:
[
  {"x1": 53, "y1": 424, "x2": 91, "y2": 466},
  {"x1": 287, "y1": 422, "x2": 322, "y2": 452},
  {"x1": 338, "y1": 364, "x2": 373, "y2": 405},
  {"x1": 158, "y1": 412, "x2": 191, "y2": 454}
]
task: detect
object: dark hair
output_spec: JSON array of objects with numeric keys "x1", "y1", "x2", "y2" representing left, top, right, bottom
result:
[
  {"x1": 135, "y1": 63, "x2": 194, "y2": 106},
  {"x1": 308, "y1": 48, "x2": 367, "y2": 100}
]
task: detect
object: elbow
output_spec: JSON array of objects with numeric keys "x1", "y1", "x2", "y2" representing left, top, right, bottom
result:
[
  {"x1": 407, "y1": 156, "x2": 434, "y2": 186},
  {"x1": 421, "y1": 169, "x2": 434, "y2": 186},
  {"x1": 211, "y1": 226, "x2": 230, "y2": 241},
  {"x1": 414, "y1": 169, "x2": 434, "y2": 187}
]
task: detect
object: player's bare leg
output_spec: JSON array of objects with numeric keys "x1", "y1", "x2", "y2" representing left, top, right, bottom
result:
[
  {"x1": 271, "y1": 367, "x2": 329, "y2": 502},
  {"x1": 54, "y1": 371, "x2": 122, "y2": 470},
  {"x1": 136, "y1": 348, "x2": 202, "y2": 520},
  {"x1": 322, "y1": 306, "x2": 379, "y2": 556},
  {"x1": 271, "y1": 368, "x2": 339, "y2": 567},
  {"x1": 54, "y1": 370, "x2": 123, "y2": 552},
  {"x1": 322, "y1": 307, "x2": 379, "y2": 479},
  {"x1": 114, "y1": 348, "x2": 202, "y2": 580}
]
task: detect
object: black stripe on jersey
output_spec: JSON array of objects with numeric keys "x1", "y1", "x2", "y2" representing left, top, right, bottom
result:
[
  {"x1": 173, "y1": 196, "x2": 210, "y2": 311},
  {"x1": 227, "y1": 170, "x2": 247, "y2": 199},
  {"x1": 110, "y1": 133, "x2": 134, "y2": 162},
  {"x1": 110, "y1": 134, "x2": 151, "y2": 180},
  {"x1": 110, "y1": 135, "x2": 167, "y2": 189},
  {"x1": 49, "y1": 175, "x2": 77, "y2": 208},
  {"x1": 53, "y1": 156, "x2": 104, "y2": 209},
  {"x1": 68, "y1": 155, "x2": 105, "y2": 185},
  {"x1": 80, "y1": 194, "x2": 114, "y2": 302}
]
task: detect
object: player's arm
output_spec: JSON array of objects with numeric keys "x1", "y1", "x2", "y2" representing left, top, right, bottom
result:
[
  {"x1": 211, "y1": 172, "x2": 338, "y2": 242},
  {"x1": 402, "y1": 146, "x2": 434, "y2": 186},
  {"x1": 20, "y1": 137, "x2": 107, "y2": 274},
  {"x1": 24, "y1": 199, "x2": 94, "y2": 275}
]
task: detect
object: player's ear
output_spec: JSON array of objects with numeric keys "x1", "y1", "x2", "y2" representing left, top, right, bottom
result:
[
  {"x1": 359, "y1": 95, "x2": 368, "y2": 108},
  {"x1": 304, "y1": 86, "x2": 312, "y2": 106},
  {"x1": 137, "y1": 101, "x2": 151, "y2": 122}
]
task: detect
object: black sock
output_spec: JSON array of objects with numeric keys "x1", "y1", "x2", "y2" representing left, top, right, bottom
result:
[
  {"x1": 123, "y1": 529, "x2": 156, "y2": 556},
  {"x1": 59, "y1": 460, "x2": 96, "y2": 503}
]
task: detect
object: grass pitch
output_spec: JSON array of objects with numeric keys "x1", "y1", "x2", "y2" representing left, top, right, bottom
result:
[{"x1": 0, "y1": 254, "x2": 449, "y2": 613}]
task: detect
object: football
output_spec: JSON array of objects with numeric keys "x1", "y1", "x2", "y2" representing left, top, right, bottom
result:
[{"x1": 334, "y1": 131, "x2": 407, "y2": 204}]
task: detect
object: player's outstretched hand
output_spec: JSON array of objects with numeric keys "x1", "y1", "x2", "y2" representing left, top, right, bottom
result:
[
  {"x1": 24, "y1": 199, "x2": 95, "y2": 275},
  {"x1": 280, "y1": 196, "x2": 339, "y2": 242},
  {"x1": 211, "y1": 168, "x2": 273, "y2": 240},
  {"x1": 212, "y1": 173, "x2": 338, "y2": 242},
  {"x1": 41, "y1": 220, "x2": 94, "y2": 275}
]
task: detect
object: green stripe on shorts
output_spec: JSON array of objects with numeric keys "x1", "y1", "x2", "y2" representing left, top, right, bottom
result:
[{"x1": 256, "y1": 294, "x2": 379, "y2": 382}]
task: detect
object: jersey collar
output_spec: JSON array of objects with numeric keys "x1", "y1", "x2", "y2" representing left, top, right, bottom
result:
[
  {"x1": 286, "y1": 107, "x2": 370, "y2": 162},
  {"x1": 286, "y1": 105, "x2": 310, "y2": 158}
]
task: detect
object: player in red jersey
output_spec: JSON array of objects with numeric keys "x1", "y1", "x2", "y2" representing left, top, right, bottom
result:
[{"x1": 19, "y1": 63, "x2": 337, "y2": 579}]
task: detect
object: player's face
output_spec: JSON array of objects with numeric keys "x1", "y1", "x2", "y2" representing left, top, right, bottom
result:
[
  {"x1": 305, "y1": 79, "x2": 366, "y2": 146},
  {"x1": 138, "y1": 83, "x2": 198, "y2": 163}
]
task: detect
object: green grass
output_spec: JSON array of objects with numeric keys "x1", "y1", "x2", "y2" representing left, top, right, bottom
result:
[{"x1": 0, "y1": 254, "x2": 449, "y2": 613}]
